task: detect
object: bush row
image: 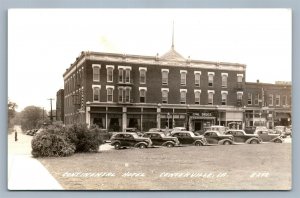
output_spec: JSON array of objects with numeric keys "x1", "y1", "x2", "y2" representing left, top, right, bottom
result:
[{"x1": 31, "y1": 124, "x2": 104, "y2": 158}]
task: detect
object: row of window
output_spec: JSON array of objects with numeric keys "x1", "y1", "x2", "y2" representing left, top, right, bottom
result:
[
  {"x1": 92, "y1": 64, "x2": 244, "y2": 87},
  {"x1": 92, "y1": 86, "x2": 243, "y2": 105},
  {"x1": 247, "y1": 93, "x2": 289, "y2": 106}
]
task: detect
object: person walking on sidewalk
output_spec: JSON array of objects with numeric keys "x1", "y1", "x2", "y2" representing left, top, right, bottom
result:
[{"x1": 14, "y1": 129, "x2": 18, "y2": 142}]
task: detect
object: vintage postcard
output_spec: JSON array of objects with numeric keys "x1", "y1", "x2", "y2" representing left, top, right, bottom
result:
[{"x1": 8, "y1": 9, "x2": 291, "y2": 190}]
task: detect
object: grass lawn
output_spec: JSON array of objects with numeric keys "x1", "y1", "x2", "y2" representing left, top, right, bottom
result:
[{"x1": 38, "y1": 143, "x2": 291, "y2": 190}]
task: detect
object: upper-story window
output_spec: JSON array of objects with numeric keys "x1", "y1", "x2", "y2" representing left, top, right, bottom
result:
[
  {"x1": 118, "y1": 68, "x2": 124, "y2": 83},
  {"x1": 208, "y1": 72, "x2": 215, "y2": 87},
  {"x1": 283, "y1": 95, "x2": 287, "y2": 106},
  {"x1": 248, "y1": 93, "x2": 252, "y2": 105},
  {"x1": 139, "y1": 87, "x2": 147, "y2": 103},
  {"x1": 194, "y1": 90, "x2": 201, "y2": 104},
  {"x1": 125, "y1": 69, "x2": 131, "y2": 83},
  {"x1": 254, "y1": 93, "x2": 259, "y2": 105},
  {"x1": 139, "y1": 67, "x2": 147, "y2": 84},
  {"x1": 106, "y1": 86, "x2": 114, "y2": 102},
  {"x1": 125, "y1": 87, "x2": 131, "y2": 102},
  {"x1": 237, "y1": 92, "x2": 243, "y2": 106},
  {"x1": 269, "y1": 94, "x2": 273, "y2": 106},
  {"x1": 162, "y1": 69, "x2": 169, "y2": 85},
  {"x1": 180, "y1": 70, "x2": 187, "y2": 86},
  {"x1": 221, "y1": 73, "x2": 228, "y2": 88},
  {"x1": 118, "y1": 66, "x2": 131, "y2": 83},
  {"x1": 194, "y1": 71, "x2": 201, "y2": 87},
  {"x1": 276, "y1": 95, "x2": 280, "y2": 106},
  {"x1": 92, "y1": 64, "x2": 101, "y2": 82},
  {"x1": 118, "y1": 87, "x2": 123, "y2": 103},
  {"x1": 92, "y1": 85, "x2": 101, "y2": 102},
  {"x1": 161, "y1": 88, "x2": 169, "y2": 103},
  {"x1": 118, "y1": 87, "x2": 131, "y2": 103},
  {"x1": 208, "y1": 90, "x2": 215, "y2": 105},
  {"x1": 237, "y1": 74, "x2": 244, "y2": 83},
  {"x1": 106, "y1": 65, "x2": 114, "y2": 82},
  {"x1": 180, "y1": 89, "x2": 187, "y2": 104},
  {"x1": 221, "y1": 91, "x2": 228, "y2": 105}
]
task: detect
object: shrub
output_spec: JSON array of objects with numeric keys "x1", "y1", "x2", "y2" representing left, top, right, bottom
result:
[{"x1": 31, "y1": 125, "x2": 75, "y2": 157}]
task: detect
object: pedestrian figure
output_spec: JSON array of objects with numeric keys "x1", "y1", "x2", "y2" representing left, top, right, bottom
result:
[{"x1": 14, "y1": 129, "x2": 18, "y2": 142}]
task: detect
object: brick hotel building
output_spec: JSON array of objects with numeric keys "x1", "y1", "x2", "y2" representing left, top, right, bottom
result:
[{"x1": 62, "y1": 46, "x2": 291, "y2": 132}]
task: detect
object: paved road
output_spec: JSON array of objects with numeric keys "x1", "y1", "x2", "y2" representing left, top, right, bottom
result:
[{"x1": 8, "y1": 126, "x2": 63, "y2": 190}]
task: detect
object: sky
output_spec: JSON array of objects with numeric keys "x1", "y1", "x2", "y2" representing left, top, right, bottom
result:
[{"x1": 8, "y1": 9, "x2": 291, "y2": 111}]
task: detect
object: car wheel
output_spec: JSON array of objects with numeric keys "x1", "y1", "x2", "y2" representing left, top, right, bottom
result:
[
  {"x1": 114, "y1": 143, "x2": 121, "y2": 149},
  {"x1": 166, "y1": 142, "x2": 174, "y2": 148},
  {"x1": 250, "y1": 139, "x2": 259, "y2": 144},
  {"x1": 223, "y1": 140, "x2": 231, "y2": 145},
  {"x1": 274, "y1": 139, "x2": 282, "y2": 143},
  {"x1": 139, "y1": 144, "x2": 146, "y2": 149},
  {"x1": 195, "y1": 142, "x2": 203, "y2": 146}
]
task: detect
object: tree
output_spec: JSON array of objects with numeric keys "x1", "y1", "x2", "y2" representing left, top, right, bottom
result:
[
  {"x1": 20, "y1": 106, "x2": 48, "y2": 131},
  {"x1": 8, "y1": 101, "x2": 17, "y2": 130}
]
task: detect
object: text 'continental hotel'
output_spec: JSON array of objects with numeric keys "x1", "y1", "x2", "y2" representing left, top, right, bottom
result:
[{"x1": 62, "y1": 38, "x2": 291, "y2": 132}]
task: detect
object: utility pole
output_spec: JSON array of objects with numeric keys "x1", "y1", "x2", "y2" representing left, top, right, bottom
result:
[{"x1": 48, "y1": 98, "x2": 54, "y2": 123}]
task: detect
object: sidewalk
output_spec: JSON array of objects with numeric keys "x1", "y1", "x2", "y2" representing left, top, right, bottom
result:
[{"x1": 8, "y1": 126, "x2": 63, "y2": 190}]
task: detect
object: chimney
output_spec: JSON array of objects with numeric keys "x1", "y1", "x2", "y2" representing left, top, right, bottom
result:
[{"x1": 257, "y1": 79, "x2": 260, "y2": 83}]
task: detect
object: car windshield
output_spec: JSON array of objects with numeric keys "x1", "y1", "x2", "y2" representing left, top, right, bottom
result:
[
  {"x1": 159, "y1": 133, "x2": 166, "y2": 137},
  {"x1": 131, "y1": 133, "x2": 139, "y2": 138}
]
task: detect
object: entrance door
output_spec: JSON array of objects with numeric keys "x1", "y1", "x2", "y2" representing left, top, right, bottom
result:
[{"x1": 194, "y1": 121, "x2": 202, "y2": 131}]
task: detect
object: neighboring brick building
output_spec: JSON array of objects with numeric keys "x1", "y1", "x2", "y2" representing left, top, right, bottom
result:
[
  {"x1": 63, "y1": 45, "x2": 250, "y2": 131},
  {"x1": 56, "y1": 89, "x2": 64, "y2": 122},
  {"x1": 244, "y1": 80, "x2": 291, "y2": 129}
]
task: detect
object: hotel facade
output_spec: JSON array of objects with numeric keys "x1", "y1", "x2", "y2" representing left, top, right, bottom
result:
[{"x1": 62, "y1": 47, "x2": 291, "y2": 132}]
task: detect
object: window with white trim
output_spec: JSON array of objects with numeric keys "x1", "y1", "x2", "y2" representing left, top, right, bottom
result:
[
  {"x1": 208, "y1": 72, "x2": 214, "y2": 87},
  {"x1": 237, "y1": 74, "x2": 243, "y2": 83},
  {"x1": 237, "y1": 92, "x2": 243, "y2": 106},
  {"x1": 221, "y1": 73, "x2": 228, "y2": 88},
  {"x1": 139, "y1": 68, "x2": 146, "y2": 84},
  {"x1": 208, "y1": 91, "x2": 214, "y2": 105},
  {"x1": 140, "y1": 89, "x2": 146, "y2": 103},
  {"x1": 162, "y1": 89, "x2": 169, "y2": 103},
  {"x1": 221, "y1": 91, "x2": 228, "y2": 105},
  {"x1": 269, "y1": 94, "x2": 273, "y2": 106},
  {"x1": 248, "y1": 93, "x2": 252, "y2": 105},
  {"x1": 180, "y1": 70, "x2": 187, "y2": 86},
  {"x1": 195, "y1": 72, "x2": 201, "y2": 87},
  {"x1": 162, "y1": 69, "x2": 169, "y2": 85},
  {"x1": 194, "y1": 90, "x2": 201, "y2": 104},
  {"x1": 118, "y1": 68, "x2": 124, "y2": 83},
  {"x1": 125, "y1": 69, "x2": 131, "y2": 83},
  {"x1": 254, "y1": 93, "x2": 259, "y2": 105},
  {"x1": 93, "y1": 65, "x2": 100, "y2": 82},
  {"x1": 180, "y1": 90, "x2": 187, "y2": 104},
  {"x1": 118, "y1": 88, "x2": 124, "y2": 102},
  {"x1": 276, "y1": 95, "x2": 280, "y2": 106},
  {"x1": 106, "y1": 66, "x2": 114, "y2": 82},
  {"x1": 93, "y1": 86, "x2": 100, "y2": 102},
  {"x1": 107, "y1": 87, "x2": 114, "y2": 102}
]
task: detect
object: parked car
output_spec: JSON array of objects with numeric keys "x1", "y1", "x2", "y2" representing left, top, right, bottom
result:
[
  {"x1": 124, "y1": 128, "x2": 143, "y2": 136},
  {"x1": 172, "y1": 127, "x2": 187, "y2": 132},
  {"x1": 170, "y1": 131, "x2": 207, "y2": 146},
  {"x1": 225, "y1": 130, "x2": 261, "y2": 144},
  {"x1": 254, "y1": 130, "x2": 284, "y2": 143},
  {"x1": 204, "y1": 125, "x2": 227, "y2": 134},
  {"x1": 25, "y1": 129, "x2": 38, "y2": 136},
  {"x1": 110, "y1": 132, "x2": 152, "y2": 149},
  {"x1": 203, "y1": 131, "x2": 234, "y2": 145},
  {"x1": 143, "y1": 132, "x2": 179, "y2": 147}
]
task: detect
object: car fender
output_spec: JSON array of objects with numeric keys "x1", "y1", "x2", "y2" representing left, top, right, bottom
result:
[
  {"x1": 162, "y1": 141, "x2": 176, "y2": 146},
  {"x1": 218, "y1": 139, "x2": 233, "y2": 145},
  {"x1": 110, "y1": 140, "x2": 121, "y2": 146},
  {"x1": 134, "y1": 142, "x2": 148, "y2": 148},
  {"x1": 270, "y1": 136, "x2": 283, "y2": 143},
  {"x1": 245, "y1": 137, "x2": 261, "y2": 144},
  {"x1": 193, "y1": 140, "x2": 206, "y2": 146}
]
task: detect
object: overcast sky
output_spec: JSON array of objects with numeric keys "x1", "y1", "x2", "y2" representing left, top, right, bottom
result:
[{"x1": 8, "y1": 9, "x2": 291, "y2": 111}]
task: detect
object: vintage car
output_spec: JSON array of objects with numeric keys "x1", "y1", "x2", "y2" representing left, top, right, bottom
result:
[
  {"x1": 143, "y1": 132, "x2": 179, "y2": 147},
  {"x1": 254, "y1": 130, "x2": 284, "y2": 143},
  {"x1": 205, "y1": 125, "x2": 227, "y2": 134},
  {"x1": 170, "y1": 131, "x2": 207, "y2": 146},
  {"x1": 225, "y1": 130, "x2": 261, "y2": 144},
  {"x1": 203, "y1": 131, "x2": 234, "y2": 145},
  {"x1": 110, "y1": 132, "x2": 152, "y2": 149}
]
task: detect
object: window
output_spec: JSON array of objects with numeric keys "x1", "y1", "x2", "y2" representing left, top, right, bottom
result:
[
  {"x1": 93, "y1": 85, "x2": 101, "y2": 102},
  {"x1": 237, "y1": 92, "x2": 243, "y2": 106},
  {"x1": 208, "y1": 72, "x2": 214, "y2": 87},
  {"x1": 162, "y1": 69, "x2": 169, "y2": 85},
  {"x1": 276, "y1": 95, "x2": 280, "y2": 106},
  {"x1": 194, "y1": 71, "x2": 201, "y2": 87},
  {"x1": 194, "y1": 90, "x2": 201, "y2": 104},
  {"x1": 283, "y1": 95, "x2": 287, "y2": 106},
  {"x1": 221, "y1": 91, "x2": 228, "y2": 105},
  {"x1": 125, "y1": 88, "x2": 131, "y2": 102},
  {"x1": 92, "y1": 64, "x2": 100, "y2": 82},
  {"x1": 180, "y1": 70, "x2": 187, "y2": 86},
  {"x1": 118, "y1": 88, "x2": 123, "y2": 102},
  {"x1": 139, "y1": 68, "x2": 147, "y2": 84},
  {"x1": 208, "y1": 90, "x2": 214, "y2": 105},
  {"x1": 106, "y1": 86, "x2": 114, "y2": 102},
  {"x1": 125, "y1": 69, "x2": 131, "y2": 83},
  {"x1": 180, "y1": 89, "x2": 187, "y2": 104},
  {"x1": 221, "y1": 73, "x2": 228, "y2": 88},
  {"x1": 237, "y1": 74, "x2": 243, "y2": 83},
  {"x1": 269, "y1": 94, "x2": 273, "y2": 106},
  {"x1": 139, "y1": 88, "x2": 147, "y2": 103},
  {"x1": 162, "y1": 88, "x2": 169, "y2": 103},
  {"x1": 254, "y1": 93, "x2": 259, "y2": 105},
  {"x1": 248, "y1": 93, "x2": 252, "y2": 105},
  {"x1": 106, "y1": 65, "x2": 114, "y2": 82},
  {"x1": 118, "y1": 68, "x2": 124, "y2": 83}
]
